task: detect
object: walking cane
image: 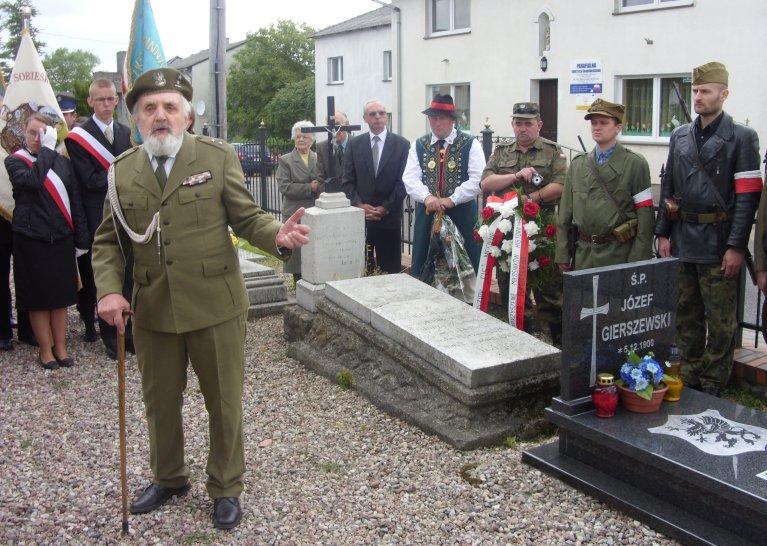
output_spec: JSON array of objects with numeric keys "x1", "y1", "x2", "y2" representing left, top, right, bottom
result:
[{"x1": 117, "y1": 322, "x2": 129, "y2": 534}]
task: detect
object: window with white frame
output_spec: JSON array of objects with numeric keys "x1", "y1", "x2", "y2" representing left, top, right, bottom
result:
[
  {"x1": 618, "y1": 0, "x2": 693, "y2": 14},
  {"x1": 620, "y1": 75, "x2": 691, "y2": 139},
  {"x1": 429, "y1": 83, "x2": 470, "y2": 131},
  {"x1": 327, "y1": 57, "x2": 343, "y2": 84},
  {"x1": 429, "y1": 0, "x2": 470, "y2": 36},
  {"x1": 383, "y1": 50, "x2": 392, "y2": 81}
]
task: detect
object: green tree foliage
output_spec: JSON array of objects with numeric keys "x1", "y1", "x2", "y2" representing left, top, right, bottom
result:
[
  {"x1": 72, "y1": 80, "x2": 92, "y2": 117},
  {"x1": 227, "y1": 20, "x2": 314, "y2": 140},
  {"x1": 261, "y1": 76, "x2": 314, "y2": 140},
  {"x1": 43, "y1": 48, "x2": 99, "y2": 94},
  {"x1": 0, "y1": 0, "x2": 45, "y2": 72}
]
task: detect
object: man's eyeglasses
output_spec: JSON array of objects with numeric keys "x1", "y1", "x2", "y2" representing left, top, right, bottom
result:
[
  {"x1": 365, "y1": 110, "x2": 387, "y2": 117},
  {"x1": 92, "y1": 96, "x2": 118, "y2": 104}
]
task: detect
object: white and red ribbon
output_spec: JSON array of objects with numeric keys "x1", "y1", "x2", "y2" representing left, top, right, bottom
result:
[
  {"x1": 12, "y1": 149, "x2": 73, "y2": 231},
  {"x1": 66, "y1": 126, "x2": 116, "y2": 170},
  {"x1": 473, "y1": 192, "x2": 519, "y2": 312},
  {"x1": 507, "y1": 213, "x2": 529, "y2": 330}
]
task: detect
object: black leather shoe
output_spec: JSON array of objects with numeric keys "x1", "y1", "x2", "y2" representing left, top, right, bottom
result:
[
  {"x1": 129, "y1": 483, "x2": 191, "y2": 514},
  {"x1": 0, "y1": 339, "x2": 13, "y2": 351},
  {"x1": 105, "y1": 345, "x2": 117, "y2": 360},
  {"x1": 213, "y1": 497, "x2": 242, "y2": 530},
  {"x1": 82, "y1": 325, "x2": 99, "y2": 343},
  {"x1": 56, "y1": 356, "x2": 74, "y2": 368},
  {"x1": 39, "y1": 356, "x2": 59, "y2": 370},
  {"x1": 701, "y1": 385, "x2": 721, "y2": 398}
]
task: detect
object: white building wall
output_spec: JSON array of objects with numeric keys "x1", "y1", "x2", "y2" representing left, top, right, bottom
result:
[
  {"x1": 395, "y1": 0, "x2": 767, "y2": 180},
  {"x1": 314, "y1": 25, "x2": 394, "y2": 141}
]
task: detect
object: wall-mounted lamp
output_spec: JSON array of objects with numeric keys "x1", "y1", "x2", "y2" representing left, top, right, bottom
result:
[{"x1": 540, "y1": 56, "x2": 548, "y2": 72}]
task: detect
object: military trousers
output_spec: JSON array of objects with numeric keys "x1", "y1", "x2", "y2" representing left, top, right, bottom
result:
[
  {"x1": 134, "y1": 313, "x2": 247, "y2": 498},
  {"x1": 676, "y1": 261, "x2": 738, "y2": 389}
]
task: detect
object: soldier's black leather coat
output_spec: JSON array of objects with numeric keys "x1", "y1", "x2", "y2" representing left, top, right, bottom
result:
[{"x1": 655, "y1": 112, "x2": 761, "y2": 263}]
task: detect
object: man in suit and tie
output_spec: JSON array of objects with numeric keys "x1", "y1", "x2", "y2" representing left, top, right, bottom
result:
[
  {"x1": 65, "y1": 78, "x2": 133, "y2": 357},
  {"x1": 341, "y1": 100, "x2": 409, "y2": 273},
  {"x1": 316, "y1": 110, "x2": 350, "y2": 193}
]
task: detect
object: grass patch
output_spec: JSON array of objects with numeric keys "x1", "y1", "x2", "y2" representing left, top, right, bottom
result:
[
  {"x1": 336, "y1": 368, "x2": 353, "y2": 390},
  {"x1": 722, "y1": 386, "x2": 767, "y2": 411},
  {"x1": 503, "y1": 436, "x2": 519, "y2": 449},
  {"x1": 20, "y1": 439, "x2": 32, "y2": 449},
  {"x1": 183, "y1": 531, "x2": 217, "y2": 545},
  {"x1": 318, "y1": 461, "x2": 343, "y2": 474}
]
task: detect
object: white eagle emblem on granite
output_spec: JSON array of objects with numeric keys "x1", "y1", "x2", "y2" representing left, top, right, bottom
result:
[{"x1": 649, "y1": 409, "x2": 767, "y2": 456}]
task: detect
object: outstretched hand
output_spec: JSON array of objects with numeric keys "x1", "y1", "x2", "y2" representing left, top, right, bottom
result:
[{"x1": 276, "y1": 207, "x2": 311, "y2": 249}]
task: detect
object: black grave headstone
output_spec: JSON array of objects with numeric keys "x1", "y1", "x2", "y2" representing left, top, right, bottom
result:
[{"x1": 559, "y1": 258, "x2": 678, "y2": 413}]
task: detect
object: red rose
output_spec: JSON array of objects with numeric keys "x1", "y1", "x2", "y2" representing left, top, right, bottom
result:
[
  {"x1": 545, "y1": 224, "x2": 557, "y2": 238},
  {"x1": 539, "y1": 255, "x2": 551, "y2": 268},
  {"x1": 523, "y1": 200, "x2": 540, "y2": 218},
  {"x1": 473, "y1": 229, "x2": 483, "y2": 242},
  {"x1": 481, "y1": 206, "x2": 494, "y2": 220}
]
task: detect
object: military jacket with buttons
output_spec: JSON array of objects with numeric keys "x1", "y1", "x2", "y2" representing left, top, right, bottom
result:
[
  {"x1": 555, "y1": 144, "x2": 654, "y2": 270},
  {"x1": 481, "y1": 137, "x2": 567, "y2": 204},
  {"x1": 92, "y1": 133, "x2": 284, "y2": 333}
]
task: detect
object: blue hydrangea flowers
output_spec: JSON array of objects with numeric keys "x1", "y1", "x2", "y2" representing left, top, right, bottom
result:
[{"x1": 617, "y1": 352, "x2": 671, "y2": 400}]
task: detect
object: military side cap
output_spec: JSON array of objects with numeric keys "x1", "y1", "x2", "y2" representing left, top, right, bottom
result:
[
  {"x1": 584, "y1": 98, "x2": 625, "y2": 123},
  {"x1": 422, "y1": 93, "x2": 457, "y2": 118},
  {"x1": 56, "y1": 92, "x2": 76, "y2": 113},
  {"x1": 693, "y1": 61, "x2": 728, "y2": 86},
  {"x1": 512, "y1": 102, "x2": 540, "y2": 118},
  {"x1": 125, "y1": 68, "x2": 193, "y2": 112}
]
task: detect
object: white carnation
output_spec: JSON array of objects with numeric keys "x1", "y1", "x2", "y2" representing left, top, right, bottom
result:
[
  {"x1": 528, "y1": 241, "x2": 537, "y2": 253},
  {"x1": 478, "y1": 224, "x2": 490, "y2": 240},
  {"x1": 499, "y1": 260, "x2": 510, "y2": 272},
  {"x1": 498, "y1": 219, "x2": 513, "y2": 234},
  {"x1": 529, "y1": 259, "x2": 540, "y2": 271},
  {"x1": 524, "y1": 221, "x2": 540, "y2": 237},
  {"x1": 490, "y1": 246, "x2": 502, "y2": 258},
  {"x1": 501, "y1": 239, "x2": 513, "y2": 253},
  {"x1": 499, "y1": 202, "x2": 515, "y2": 218}
]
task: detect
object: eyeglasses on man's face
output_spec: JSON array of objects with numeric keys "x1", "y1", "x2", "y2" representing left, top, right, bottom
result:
[
  {"x1": 365, "y1": 110, "x2": 387, "y2": 117},
  {"x1": 92, "y1": 96, "x2": 118, "y2": 104}
]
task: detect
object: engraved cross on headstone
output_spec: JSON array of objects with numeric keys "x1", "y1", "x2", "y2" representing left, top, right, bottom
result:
[
  {"x1": 301, "y1": 96, "x2": 361, "y2": 193},
  {"x1": 579, "y1": 274, "x2": 609, "y2": 387}
]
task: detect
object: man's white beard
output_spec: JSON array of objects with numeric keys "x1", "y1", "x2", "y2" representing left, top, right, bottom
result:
[{"x1": 143, "y1": 131, "x2": 183, "y2": 157}]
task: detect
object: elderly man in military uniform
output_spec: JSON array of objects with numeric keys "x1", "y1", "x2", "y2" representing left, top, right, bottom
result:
[
  {"x1": 402, "y1": 93, "x2": 485, "y2": 279},
  {"x1": 92, "y1": 68, "x2": 310, "y2": 530},
  {"x1": 555, "y1": 99, "x2": 654, "y2": 271},
  {"x1": 481, "y1": 102, "x2": 567, "y2": 343},
  {"x1": 656, "y1": 62, "x2": 762, "y2": 397}
]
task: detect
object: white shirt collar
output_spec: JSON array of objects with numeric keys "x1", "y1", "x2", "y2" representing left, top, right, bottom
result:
[
  {"x1": 92, "y1": 115, "x2": 113, "y2": 134},
  {"x1": 369, "y1": 128, "x2": 387, "y2": 145},
  {"x1": 430, "y1": 126, "x2": 457, "y2": 146}
]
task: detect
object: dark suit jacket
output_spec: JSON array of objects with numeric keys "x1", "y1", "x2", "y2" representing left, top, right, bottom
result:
[
  {"x1": 65, "y1": 117, "x2": 131, "y2": 213},
  {"x1": 315, "y1": 138, "x2": 346, "y2": 191},
  {"x1": 341, "y1": 131, "x2": 409, "y2": 230}
]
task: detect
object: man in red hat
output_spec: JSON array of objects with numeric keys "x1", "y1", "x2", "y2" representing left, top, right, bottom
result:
[{"x1": 402, "y1": 93, "x2": 485, "y2": 279}]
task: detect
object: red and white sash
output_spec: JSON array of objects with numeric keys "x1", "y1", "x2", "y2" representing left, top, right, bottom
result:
[
  {"x1": 12, "y1": 149, "x2": 73, "y2": 232},
  {"x1": 66, "y1": 126, "x2": 115, "y2": 170},
  {"x1": 507, "y1": 211, "x2": 530, "y2": 330}
]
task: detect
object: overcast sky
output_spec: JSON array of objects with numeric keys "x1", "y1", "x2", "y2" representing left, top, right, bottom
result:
[{"x1": 30, "y1": 0, "x2": 380, "y2": 70}]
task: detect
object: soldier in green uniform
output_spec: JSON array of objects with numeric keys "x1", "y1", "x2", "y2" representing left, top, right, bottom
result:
[
  {"x1": 555, "y1": 99, "x2": 654, "y2": 271},
  {"x1": 481, "y1": 102, "x2": 567, "y2": 344},
  {"x1": 656, "y1": 62, "x2": 762, "y2": 397},
  {"x1": 92, "y1": 68, "x2": 310, "y2": 530}
]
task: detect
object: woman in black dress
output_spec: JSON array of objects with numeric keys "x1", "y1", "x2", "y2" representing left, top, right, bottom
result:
[{"x1": 5, "y1": 113, "x2": 89, "y2": 369}]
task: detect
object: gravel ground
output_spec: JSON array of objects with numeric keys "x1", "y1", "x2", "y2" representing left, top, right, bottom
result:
[{"x1": 0, "y1": 310, "x2": 679, "y2": 545}]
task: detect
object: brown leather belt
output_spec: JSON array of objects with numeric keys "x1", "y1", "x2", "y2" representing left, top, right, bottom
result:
[
  {"x1": 579, "y1": 232, "x2": 616, "y2": 245},
  {"x1": 679, "y1": 211, "x2": 728, "y2": 224}
]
